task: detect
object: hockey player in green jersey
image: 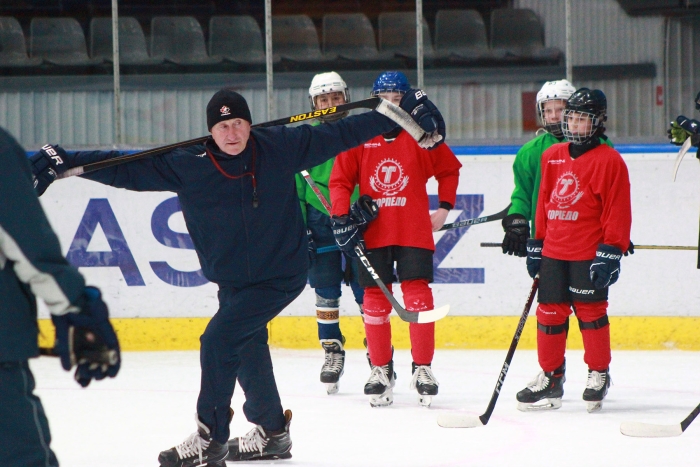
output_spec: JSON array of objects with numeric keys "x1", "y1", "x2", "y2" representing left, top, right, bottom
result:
[{"x1": 502, "y1": 79, "x2": 614, "y2": 257}]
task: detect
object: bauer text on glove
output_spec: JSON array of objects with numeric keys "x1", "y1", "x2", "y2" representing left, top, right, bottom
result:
[{"x1": 589, "y1": 244, "x2": 623, "y2": 289}]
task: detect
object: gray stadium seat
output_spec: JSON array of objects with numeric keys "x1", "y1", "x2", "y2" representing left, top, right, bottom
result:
[
  {"x1": 434, "y1": 9, "x2": 491, "y2": 62},
  {"x1": 378, "y1": 12, "x2": 436, "y2": 60},
  {"x1": 0, "y1": 16, "x2": 41, "y2": 66},
  {"x1": 208, "y1": 15, "x2": 268, "y2": 65},
  {"x1": 272, "y1": 14, "x2": 335, "y2": 62},
  {"x1": 322, "y1": 13, "x2": 393, "y2": 61},
  {"x1": 490, "y1": 8, "x2": 562, "y2": 62},
  {"x1": 150, "y1": 16, "x2": 221, "y2": 65},
  {"x1": 90, "y1": 17, "x2": 162, "y2": 65},
  {"x1": 30, "y1": 17, "x2": 102, "y2": 65}
]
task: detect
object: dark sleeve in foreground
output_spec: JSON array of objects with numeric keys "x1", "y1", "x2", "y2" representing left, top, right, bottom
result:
[
  {"x1": 0, "y1": 128, "x2": 85, "y2": 313},
  {"x1": 287, "y1": 111, "x2": 396, "y2": 173}
]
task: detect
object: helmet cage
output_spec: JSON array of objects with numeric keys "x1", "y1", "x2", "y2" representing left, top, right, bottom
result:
[
  {"x1": 561, "y1": 109, "x2": 603, "y2": 145},
  {"x1": 539, "y1": 98, "x2": 568, "y2": 137}
]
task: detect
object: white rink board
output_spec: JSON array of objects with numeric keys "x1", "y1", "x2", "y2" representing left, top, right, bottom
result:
[{"x1": 38, "y1": 150, "x2": 700, "y2": 319}]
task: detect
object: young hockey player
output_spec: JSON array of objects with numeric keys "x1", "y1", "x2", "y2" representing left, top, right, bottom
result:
[
  {"x1": 519, "y1": 88, "x2": 631, "y2": 413},
  {"x1": 329, "y1": 71, "x2": 461, "y2": 408},
  {"x1": 0, "y1": 126, "x2": 120, "y2": 467},
  {"x1": 295, "y1": 71, "x2": 365, "y2": 395},
  {"x1": 30, "y1": 87, "x2": 445, "y2": 466}
]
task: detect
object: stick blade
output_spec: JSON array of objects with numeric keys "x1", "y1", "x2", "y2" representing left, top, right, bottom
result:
[
  {"x1": 620, "y1": 421, "x2": 684, "y2": 438},
  {"x1": 416, "y1": 304, "x2": 450, "y2": 324},
  {"x1": 672, "y1": 137, "x2": 693, "y2": 182},
  {"x1": 437, "y1": 413, "x2": 485, "y2": 428}
]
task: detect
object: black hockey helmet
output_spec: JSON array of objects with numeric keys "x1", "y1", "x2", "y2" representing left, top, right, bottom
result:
[{"x1": 562, "y1": 88, "x2": 607, "y2": 145}]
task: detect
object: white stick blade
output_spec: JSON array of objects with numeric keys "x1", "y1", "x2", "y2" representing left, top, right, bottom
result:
[
  {"x1": 672, "y1": 138, "x2": 692, "y2": 182},
  {"x1": 437, "y1": 413, "x2": 484, "y2": 428},
  {"x1": 620, "y1": 421, "x2": 683, "y2": 438},
  {"x1": 417, "y1": 305, "x2": 450, "y2": 324}
]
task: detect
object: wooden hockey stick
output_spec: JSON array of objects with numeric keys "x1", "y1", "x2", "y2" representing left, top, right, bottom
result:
[
  {"x1": 480, "y1": 242, "x2": 697, "y2": 251},
  {"x1": 300, "y1": 169, "x2": 449, "y2": 324},
  {"x1": 620, "y1": 402, "x2": 700, "y2": 437},
  {"x1": 58, "y1": 97, "x2": 437, "y2": 179},
  {"x1": 437, "y1": 276, "x2": 539, "y2": 428}
]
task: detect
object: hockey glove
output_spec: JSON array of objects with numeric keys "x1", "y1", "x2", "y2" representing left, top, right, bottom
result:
[
  {"x1": 350, "y1": 195, "x2": 379, "y2": 231},
  {"x1": 399, "y1": 89, "x2": 446, "y2": 149},
  {"x1": 624, "y1": 240, "x2": 634, "y2": 256},
  {"x1": 589, "y1": 244, "x2": 623, "y2": 289},
  {"x1": 501, "y1": 213, "x2": 530, "y2": 257},
  {"x1": 526, "y1": 239, "x2": 543, "y2": 278},
  {"x1": 29, "y1": 144, "x2": 70, "y2": 196},
  {"x1": 330, "y1": 215, "x2": 364, "y2": 258},
  {"x1": 51, "y1": 286, "x2": 121, "y2": 387},
  {"x1": 307, "y1": 229, "x2": 316, "y2": 264}
]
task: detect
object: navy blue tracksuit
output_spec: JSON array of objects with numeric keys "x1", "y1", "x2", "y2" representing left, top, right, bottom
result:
[
  {"x1": 0, "y1": 127, "x2": 86, "y2": 467},
  {"x1": 60, "y1": 111, "x2": 397, "y2": 442}
]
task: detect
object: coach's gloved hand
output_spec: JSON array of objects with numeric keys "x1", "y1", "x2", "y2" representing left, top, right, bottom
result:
[
  {"x1": 29, "y1": 144, "x2": 70, "y2": 196},
  {"x1": 502, "y1": 213, "x2": 530, "y2": 257},
  {"x1": 590, "y1": 244, "x2": 623, "y2": 289},
  {"x1": 350, "y1": 195, "x2": 379, "y2": 231},
  {"x1": 526, "y1": 239, "x2": 543, "y2": 278},
  {"x1": 306, "y1": 229, "x2": 316, "y2": 264},
  {"x1": 330, "y1": 215, "x2": 364, "y2": 258},
  {"x1": 51, "y1": 286, "x2": 121, "y2": 387},
  {"x1": 399, "y1": 89, "x2": 446, "y2": 149}
]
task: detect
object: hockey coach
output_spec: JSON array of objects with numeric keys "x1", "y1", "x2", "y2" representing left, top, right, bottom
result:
[{"x1": 29, "y1": 88, "x2": 445, "y2": 467}]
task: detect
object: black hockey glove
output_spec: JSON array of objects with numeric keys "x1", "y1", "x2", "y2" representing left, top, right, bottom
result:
[
  {"x1": 330, "y1": 215, "x2": 364, "y2": 258},
  {"x1": 51, "y1": 286, "x2": 121, "y2": 387},
  {"x1": 306, "y1": 229, "x2": 316, "y2": 264},
  {"x1": 590, "y1": 244, "x2": 623, "y2": 289},
  {"x1": 668, "y1": 116, "x2": 700, "y2": 146},
  {"x1": 501, "y1": 213, "x2": 530, "y2": 257},
  {"x1": 526, "y1": 239, "x2": 543, "y2": 278},
  {"x1": 399, "y1": 89, "x2": 446, "y2": 149},
  {"x1": 624, "y1": 240, "x2": 634, "y2": 256},
  {"x1": 29, "y1": 144, "x2": 70, "y2": 196},
  {"x1": 350, "y1": 195, "x2": 379, "y2": 231}
]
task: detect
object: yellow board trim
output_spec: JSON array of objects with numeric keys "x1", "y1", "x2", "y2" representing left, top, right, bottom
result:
[{"x1": 37, "y1": 316, "x2": 700, "y2": 351}]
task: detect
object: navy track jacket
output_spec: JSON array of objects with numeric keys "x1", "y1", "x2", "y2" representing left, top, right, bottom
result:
[
  {"x1": 62, "y1": 112, "x2": 397, "y2": 287},
  {"x1": 0, "y1": 127, "x2": 85, "y2": 361}
]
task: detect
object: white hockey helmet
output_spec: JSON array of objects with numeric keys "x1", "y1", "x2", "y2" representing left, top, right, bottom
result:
[
  {"x1": 308, "y1": 71, "x2": 350, "y2": 122},
  {"x1": 536, "y1": 79, "x2": 576, "y2": 136}
]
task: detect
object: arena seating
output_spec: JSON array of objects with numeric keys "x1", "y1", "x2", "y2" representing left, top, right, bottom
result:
[
  {"x1": 0, "y1": 16, "x2": 41, "y2": 66},
  {"x1": 90, "y1": 17, "x2": 162, "y2": 65},
  {"x1": 30, "y1": 17, "x2": 102, "y2": 65},
  {"x1": 208, "y1": 15, "x2": 269, "y2": 70}
]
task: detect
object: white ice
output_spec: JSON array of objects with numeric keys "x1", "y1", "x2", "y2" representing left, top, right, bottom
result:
[{"x1": 32, "y1": 348, "x2": 700, "y2": 467}]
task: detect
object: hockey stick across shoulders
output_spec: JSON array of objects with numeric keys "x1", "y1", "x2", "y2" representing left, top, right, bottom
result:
[{"x1": 437, "y1": 276, "x2": 539, "y2": 428}]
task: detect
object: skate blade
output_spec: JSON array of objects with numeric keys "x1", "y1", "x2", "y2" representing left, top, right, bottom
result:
[
  {"x1": 419, "y1": 395, "x2": 432, "y2": 408},
  {"x1": 517, "y1": 398, "x2": 562, "y2": 412},
  {"x1": 586, "y1": 400, "x2": 603, "y2": 413},
  {"x1": 325, "y1": 382, "x2": 339, "y2": 395},
  {"x1": 369, "y1": 391, "x2": 394, "y2": 407}
]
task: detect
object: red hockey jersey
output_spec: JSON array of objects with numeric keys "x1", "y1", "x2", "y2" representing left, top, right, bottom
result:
[
  {"x1": 329, "y1": 131, "x2": 461, "y2": 251},
  {"x1": 535, "y1": 142, "x2": 631, "y2": 261}
]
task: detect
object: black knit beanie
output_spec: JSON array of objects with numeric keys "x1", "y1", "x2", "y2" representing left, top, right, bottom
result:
[{"x1": 206, "y1": 89, "x2": 252, "y2": 130}]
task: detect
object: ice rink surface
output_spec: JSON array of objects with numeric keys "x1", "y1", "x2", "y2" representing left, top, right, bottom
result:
[{"x1": 32, "y1": 348, "x2": 700, "y2": 467}]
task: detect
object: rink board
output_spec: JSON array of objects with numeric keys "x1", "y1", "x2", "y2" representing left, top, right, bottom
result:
[{"x1": 35, "y1": 144, "x2": 700, "y2": 350}]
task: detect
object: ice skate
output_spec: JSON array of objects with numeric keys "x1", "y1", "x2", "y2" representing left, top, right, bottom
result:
[
  {"x1": 409, "y1": 363, "x2": 439, "y2": 408},
  {"x1": 516, "y1": 361, "x2": 566, "y2": 411},
  {"x1": 320, "y1": 337, "x2": 345, "y2": 395},
  {"x1": 158, "y1": 414, "x2": 228, "y2": 467},
  {"x1": 226, "y1": 409, "x2": 293, "y2": 462},
  {"x1": 364, "y1": 360, "x2": 396, "y2": 407},
  {"x1": 583, "y1": 369, "x2": 611, "y2": 413}
]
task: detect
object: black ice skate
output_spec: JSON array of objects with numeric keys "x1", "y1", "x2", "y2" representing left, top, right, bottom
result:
[
  {"x1": 409, "y1": 363, "x2": 439, "y2": 408},
  {"x1": 516, "y1": 361, "x2": 566, "y2": 411},
  {"x1": 158, "y1": 414, "x2": 228, "y2": 467},
  {"x1": 583, "y1": 369, "x2": 611, "y2": 413},
  {"x1": 320, "y1": 337, "x2": 345, "y2": 395},
  {"x1": 364, "y1": 360, "x2": 397, "y2": 407},
  {"x1": 225, "y1": 409, "x2": 293, "y2": 462}
]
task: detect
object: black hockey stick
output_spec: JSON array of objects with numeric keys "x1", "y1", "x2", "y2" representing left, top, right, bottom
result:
[
  {"x1": 437, "y1": 276, "x2": 539, "y2": 428},
  {"x1": 621, "y1": 402, "x2": 700, "y2": 437},
  {"x1": 58, "y1": 97, "x2": 437, "y2": 179},
  {"x1": 300, "y1": 169, "x2": 449, "y2": 324},
  {"x1": 480, "y1": 242, "x2": 697, "y2": 251},
  {"x1": 438, "y1": 204, "x2": 511, "y2": 231}
]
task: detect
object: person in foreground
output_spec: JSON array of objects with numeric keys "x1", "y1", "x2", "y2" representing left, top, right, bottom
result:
[{"x1": 29, "y1": 88, "x2": 444, "y2": 466}]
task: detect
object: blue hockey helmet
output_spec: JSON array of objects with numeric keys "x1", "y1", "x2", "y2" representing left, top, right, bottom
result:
[{"x1": 371, "y1": 71, "x2": 411, "y2": 97}]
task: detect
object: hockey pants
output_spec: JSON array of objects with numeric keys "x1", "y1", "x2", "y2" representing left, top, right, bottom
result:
[
  {"x1": 363, "y1": 279, "x2": 435, "y2": 366},
  {"x1": 197, "y1": 272, "x2": 307, "y2": 444}
]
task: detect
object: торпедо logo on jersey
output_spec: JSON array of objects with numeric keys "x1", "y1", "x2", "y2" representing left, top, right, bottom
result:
[
  {"x1": 370, "y1": 158, "x2": 409, "y2": 196},
  {"x1": 551, "y1": 171, "x2": 584, "y2": 209}
]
